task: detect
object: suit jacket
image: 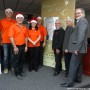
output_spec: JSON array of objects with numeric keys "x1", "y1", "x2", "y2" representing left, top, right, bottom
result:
[
  {"x1": 68, "y1": 17, "x2": 89, "y2": 53},
  {"x1": 63, "y1": 26, "x2": 73, "y2": 51},
  {"x1": 52, "y1": 27, "x2": 65, "y2": 50}
]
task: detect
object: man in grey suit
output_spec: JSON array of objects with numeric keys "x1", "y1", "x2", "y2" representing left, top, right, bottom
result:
[{"x1": 61, "y1": 8, "x2": 89, "y2": 87}]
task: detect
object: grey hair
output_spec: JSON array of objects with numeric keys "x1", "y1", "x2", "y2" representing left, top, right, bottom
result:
[
  {"x1": 55, "y1": 19, "x2": 62, "y2": 24},
  {"x1": 76, "y1": 8, "x2": 85, "y2": 17},
  {"x1": 66, "y1": 18, "x2": 73, "y2": 22}
]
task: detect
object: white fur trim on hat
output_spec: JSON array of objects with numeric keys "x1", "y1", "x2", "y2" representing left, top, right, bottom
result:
[
  {"x1": 37, "y1": 16, "x2": 42, "y2": 20},
  {"x1": 31, "y1": 20, "x2": 37, "y2": 24},
  {"x1": 5, "y1": 8, "x2": 13, "y2": 13},
  {"x1": 16, "y1": 14, "x2": 24, "y2": 19}
]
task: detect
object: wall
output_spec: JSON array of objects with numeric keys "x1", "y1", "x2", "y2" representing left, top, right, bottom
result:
[
  {"x1": 41, "y1": 0, "x2": 75, "y2": 68},
  {"x1": 41, "y1": 0, "x2": 75, "y2": 28}
]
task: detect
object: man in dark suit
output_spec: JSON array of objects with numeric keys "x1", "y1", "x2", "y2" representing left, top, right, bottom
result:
[
  {"x1": 52, "y1": 19, "x2": 64, "y2": 76},
  {"x1": 61, "y1": 8, "x2": 89, "y2": 87},
  {"x1": 63, "y1": 18, "x2": 73, "y2": 77}
]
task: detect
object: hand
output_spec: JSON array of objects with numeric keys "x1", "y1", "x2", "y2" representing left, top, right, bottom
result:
[
  {"x1": 32, "y1": 42, "x2": 36, "y2": 46},
  {"x1": 74, "y1": 50, "x2": 78, "y2": 55},
  {"x1": 65, "y1": 49, "x2": 68, "y2": 53},
  {"x1": 56, "y1": 49, "x2": 60, "y2": 54},
  {"x1": 14, "y1": 46, "x2": 19, "y2": 54},
  {"x1": 43, "y1": 42, "x2": 46, "y2": 47},
  {"x1": 25, "y1": 47, "x2": 28, "y2": 52}
]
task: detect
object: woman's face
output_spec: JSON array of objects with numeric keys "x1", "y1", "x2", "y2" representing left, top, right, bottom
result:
[{"x1": 31, "y1": 22, "x2": 36, "y2": 28}]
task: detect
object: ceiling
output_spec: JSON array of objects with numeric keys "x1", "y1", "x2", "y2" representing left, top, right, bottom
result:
[
  {"x1": 0, "y1": 0, "x2": 41, "y2": 16},
  {"x1": 76, "y1": 0, "x2": 90, "y2": 11},
  {"x1": 0, "y1": 0, "x2": 90, "y2": 16}
]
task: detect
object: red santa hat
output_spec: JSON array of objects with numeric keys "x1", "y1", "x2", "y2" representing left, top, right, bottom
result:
[
  {"x1": 15, "y1": 12, "x2": 24, "y2": 19},
  {"x1": 28, "y1": 17, "x2": 37, "y2": 24},
  {"x1": 37, "y1": 16, "x2": 42, "y2": 20}
]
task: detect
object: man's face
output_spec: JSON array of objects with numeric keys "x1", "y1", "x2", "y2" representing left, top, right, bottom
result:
[
  {"x1": 5, "y1": 11, "x2": 13, "y2": 18},
  {"x1": 55, "y1": 21, "x2": 61, "y2": 29},
  {"x1": 16, "y1": 17, "x2": 24, "y2": 24},
  {"x1": 37, "y1": 19, "x2": 41, "y2": 25},
  {"x1": 66, "y1": 21, "x2": 72, "y2": 26},
  {"x1": 75, "y1": 9, "x2": 83, "y2": 19}
]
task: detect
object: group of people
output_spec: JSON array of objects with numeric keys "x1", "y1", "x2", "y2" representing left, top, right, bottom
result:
[
  {"x1": 0, "y1": 7, "x2": 89, "y2": 87},
  {"x1": 0, "y1": 8, "x2": 47, "y2": 80},
  {"x1": 52, "y1": 8, "x2": 88, "y2": 87}
]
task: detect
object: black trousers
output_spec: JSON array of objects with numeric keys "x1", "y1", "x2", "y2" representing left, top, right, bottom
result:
[
  {"x1": 54, "y1": 49, "x2": 62, "y2": 73},
  {"x1": 28, "y1": 47, "x2": 39, "y2": 70},
  {"x1": 68, "y1": 53, "x2": 83, "y2": 84},
  {"x1": 64, "y1": 53, "x2": 72, "y2": 75},
  {"x1": 38, "y1": 41, "x2": 44, "y2": 66},
  {"x1": 13, "y1": 44, "x2": 25, "y2": 76}
]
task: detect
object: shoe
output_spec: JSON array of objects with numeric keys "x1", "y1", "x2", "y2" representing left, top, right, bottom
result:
[
  {"x1": 16, "y1": 75, "x2": 23, "y2": 80},
  {"x1": 34, "y1": 69, "x2": 38, "y2": 72},
  {"x1": 20, "y1": 72, "x2": 27, "y2": 77},
  {"x1": 65, "y1": 74, "x2": 68, "y2": 78},
  {"x1": 29, "y1": 68, "x2": 32, "y2": 72},
  {"x1": 53, "y1": 71, "x2": 60, "y2": 76},
  {"x1": 75, "y1": 80, "x2": 81, "y2": 83},
  {"x1": 60, "y1": 83, "x2": 73, "y2": 87},
  {"x1": 38, "y1": 65, "x2": 43, "y2": 69},
  {"x1": 4, "y1": 68, "x2": 8, "y2": 74}
]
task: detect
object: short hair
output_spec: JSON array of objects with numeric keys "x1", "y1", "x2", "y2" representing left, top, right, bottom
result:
[
  {"x1": 76, "y1": 8, "x2": 85, "y2": 17},
  {"x1": 5, "y1": 8, "x2": 13, "y2": 14},
  {"x1": 55, "y1": 19, "x2": 61, "y2": 24},
  {"x1": 66, "y1": 17, "x2": 73, "y2": 22}
]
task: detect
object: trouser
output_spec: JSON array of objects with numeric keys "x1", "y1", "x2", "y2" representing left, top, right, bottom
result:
[
  {"x1": 28, "y1": 47, "x2": 39, "y2": 70},
  {"x1": 2, "y1": 43, "x2": 13, "y2": 68},
  {"x1": 13, "y1": 44, "x2": 25, "y2": 76},
  {"x1": 64, "y1": 53, "x2": 72, "y2": 75},
  {"x1": 54, "y1": 49, "x2": 62, "y2": 73},
  {"x1": 38, "y1": 41, "x2": 44, "y2": 66},
  {"x1": 68, "y1": 53, "x2": 83, "y2": 84}
]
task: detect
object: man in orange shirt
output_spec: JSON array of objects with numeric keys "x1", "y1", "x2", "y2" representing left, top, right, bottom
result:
[
  {"x1": 0, "y1": 8, "x2": 16, "y2": 74},
  {"x1": 9, "y1": 14, "x2": 28, "y2": 80},
  {"x1": 37, "y1": 16, "x2": 47, "y2": 68}
]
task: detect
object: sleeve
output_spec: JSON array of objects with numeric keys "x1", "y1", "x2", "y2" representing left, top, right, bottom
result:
[
  {"x1": 25, "y1": 27, "x2": 28, "y2": 38},
  {"x1": 58, "y1": 29, "x2": 65, "y2": 49},
  {"x1": 42, "y1": 26, "x2": 47, "y2": 36},
  {"x1": 8, "y1": 25, "x2": 14, "y2": 37},
  {"x1": 38, "y1": 29, "x2": 41, "y2": 36},
  {"x1": 75, "y1": 20, "x2": 88, "y2": 51}
]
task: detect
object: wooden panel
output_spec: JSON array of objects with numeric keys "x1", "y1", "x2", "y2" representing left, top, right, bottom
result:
[{"x1": 82, "y1": 48, "x2": 90, "y2": 76}]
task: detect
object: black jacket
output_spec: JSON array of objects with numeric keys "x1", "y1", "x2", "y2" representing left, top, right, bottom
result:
[
  {"x1": 52, "y1": 27, "x2": 65, "y2": 50},
  {"x1": 63, "y1": 26, "x2": 73, "y2": 51}
]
